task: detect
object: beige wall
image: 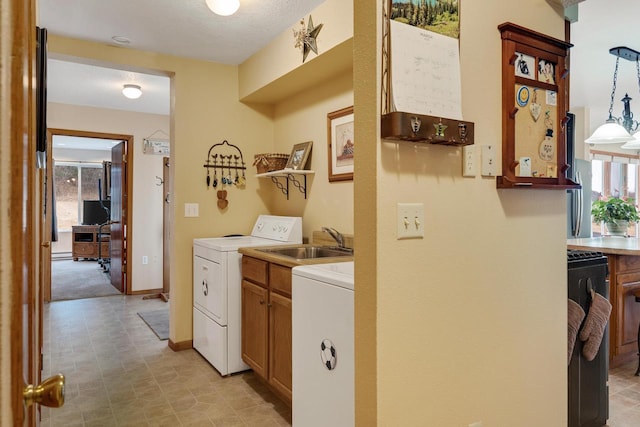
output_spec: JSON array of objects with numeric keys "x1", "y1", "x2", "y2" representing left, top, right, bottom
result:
[
  {"x1": 355, "y1": 0, "x2": 568, "y2": 426},
  {"x1": 268, "y1": 70, "x2": 354, "y2": 237},
  {"x1": 48, "y1": 102, "x2": 168, "y2": 292},
  {"x1": 48, "y1": 36, "x2": 274, "y2": 343}
]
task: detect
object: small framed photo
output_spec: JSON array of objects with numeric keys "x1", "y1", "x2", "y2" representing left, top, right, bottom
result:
[
  {"x1": 514, "y1": 52, "x2": 535, "y2": 79},
  {"x1": 537, "y1": 59, "x2": 556, "y2": 85},
  {"x1": 327, "y1": 106, "x2": 354, "y2": 182},
  {"x1": 285, "y1": 141, "x2": 313, "y2": 170}
]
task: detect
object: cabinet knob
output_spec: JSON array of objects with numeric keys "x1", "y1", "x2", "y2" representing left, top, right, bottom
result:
[
  {"x1": 259, "y1": 299, "x2": 265, "y2": 305},
  {"x1": 267, "y1": 303, "x2": 273, "y2": 308}
]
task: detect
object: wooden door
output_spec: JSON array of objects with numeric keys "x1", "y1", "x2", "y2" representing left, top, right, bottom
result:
[
  {"x1": 162, "y1": 157, "x2": 170, "y2": 294},
  {"x1": 241, "y1": 280, "x2": 269, "y2": 378},
  {"x1": 268, "y1": 291, "x2": 293, "y2": 403},
  {"x1": 110, "y1": 142, "x2": 126, "y2": 292}
]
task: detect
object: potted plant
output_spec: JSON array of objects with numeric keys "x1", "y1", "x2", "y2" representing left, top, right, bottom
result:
[{"x1": 591, "y1": 197, "x2": 640, "y2": 236}]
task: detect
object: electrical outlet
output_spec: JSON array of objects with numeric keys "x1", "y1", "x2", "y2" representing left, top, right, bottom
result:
[
  {"x1": 142, "y1": 256, "x2": 148, "y2": 265},
  {"x1": 481, "y1": 144, "x2": 497, "y2": 176},
  {"x1": 397, "y1": 203, "x2": 424, "y2": 239},
  {"x1": 462, "y1": 145, "x2": 476, "y2": 177}
]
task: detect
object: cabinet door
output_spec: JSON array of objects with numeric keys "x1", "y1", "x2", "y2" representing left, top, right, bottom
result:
[
  {"x1": 616, "y1": 272, "x2": 640, "y2": 358},
  {"x1": 269, "y1": 291, "x2": 292, "y2": 403},
  {"x1": 241, "y1": 280, "x2": 268, "y2": 378}
]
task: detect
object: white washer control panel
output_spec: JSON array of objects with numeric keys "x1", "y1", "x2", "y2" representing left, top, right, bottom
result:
[{"x1": 251, "y1": 215, "x2": 302, "y2": 243}]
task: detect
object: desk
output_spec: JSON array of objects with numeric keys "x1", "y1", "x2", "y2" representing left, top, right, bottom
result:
[
  {"x1": 72, "y1": 225, "x2": 110, "y2": 261},
  {"x1": 568, "y1": 237, "x2": 640, "y2": 367}
]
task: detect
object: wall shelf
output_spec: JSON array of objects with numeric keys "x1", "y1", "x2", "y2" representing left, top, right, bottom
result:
[{"x1": 256, "y1": 170, "x2": 315, "y2": 199}]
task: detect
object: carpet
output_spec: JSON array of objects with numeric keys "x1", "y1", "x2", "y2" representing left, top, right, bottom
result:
[
  {"x1": 51, "y1": 259, "x2": 120, "y2": 301},
  {"x1": 137, "y1": 309, "x2": 169, "y2": 340}
]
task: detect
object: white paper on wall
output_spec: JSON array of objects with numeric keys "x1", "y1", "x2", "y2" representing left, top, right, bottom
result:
[{"x1": 390, "y1": 20, "x2": 463, "y2": 120}]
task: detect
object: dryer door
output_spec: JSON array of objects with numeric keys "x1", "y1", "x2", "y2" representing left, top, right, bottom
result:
[{"x1": 193, "y1": 254, "x2": 228, "y2": 325}]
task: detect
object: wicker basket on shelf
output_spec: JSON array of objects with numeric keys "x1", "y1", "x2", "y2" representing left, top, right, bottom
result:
[{"x1": 253, "y1": 153, "x2": 289, "y2": 174}]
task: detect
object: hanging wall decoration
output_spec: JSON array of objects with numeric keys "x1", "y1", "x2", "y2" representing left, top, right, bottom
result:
[
  {"x1": 293, "y1": 15, "x2": 323, "y2": 63},
  {"x1": 203, "y1": 140, "x2": 247, "y2": 210}
]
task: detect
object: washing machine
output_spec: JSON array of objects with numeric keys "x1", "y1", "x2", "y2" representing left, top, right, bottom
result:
[{"x1": 292, "y1": 261, "x2": 354, "y2": 427}]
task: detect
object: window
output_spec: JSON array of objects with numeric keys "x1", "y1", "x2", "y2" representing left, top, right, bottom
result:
[
  {"x1": 54, "y1": 162, "x2": 104, "y2": 230},
  {"x1": 591, "y1": 153, "x2": 640, "y2": 236}
]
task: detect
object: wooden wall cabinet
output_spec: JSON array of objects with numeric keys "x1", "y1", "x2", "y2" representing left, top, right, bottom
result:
[
  {"x1": 72, "y1": 224, "x2": 110, "y2": 260},
  {"x1": 241, "y1": 256, "x2": 293, "y2": 405},
  {"x1": 497, "y1": 22, "x2": 579, "y2": 189}
]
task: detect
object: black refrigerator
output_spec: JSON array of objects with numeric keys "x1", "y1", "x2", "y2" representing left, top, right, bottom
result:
[{"x1": 568, "y1": 250, "x2": 609, "y2": 427}]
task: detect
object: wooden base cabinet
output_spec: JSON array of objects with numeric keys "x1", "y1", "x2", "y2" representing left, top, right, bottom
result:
[
  {"x1": 241, "y1": 256, "x2": 292, "y2": 405},
  {"x1": 607, "y1": 254, "x2": 640, "y2": 367}
]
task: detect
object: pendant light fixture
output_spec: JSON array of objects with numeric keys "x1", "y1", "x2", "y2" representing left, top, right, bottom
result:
[
  {"x1": 585, "y1": 46, "x2": 640, "y2": 145},
  {"x1": 205, "y1": 0, "x2": 240, "y2": 16},
  {"x1": 122, "y1": 84, "x2": 142, "y2": 99}
]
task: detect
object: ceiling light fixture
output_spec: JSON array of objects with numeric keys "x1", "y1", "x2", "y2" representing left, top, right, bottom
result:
[
  {"x1": 122, "y1": 84, "x2": 142, "y2": 99},
  {"x1": 111, "y1": 36, "x2": 131, "y2": 45},
  {"x1": 205, "y1": 0, "x2": 240, "y2": 16},
  {"x1": 586, "y1": 46, "x2": 640, "y2": 145}
]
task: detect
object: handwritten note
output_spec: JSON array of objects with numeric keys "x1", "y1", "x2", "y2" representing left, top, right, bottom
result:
[{"x1": 390, "y1": 20, "x2": 463, "y2": 120}]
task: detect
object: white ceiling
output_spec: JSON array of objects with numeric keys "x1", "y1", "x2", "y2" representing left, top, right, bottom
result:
[
  {"x1": 52, "y1": 135, "x2": 122, "y2": 151},
  {"x1": 40, "y1": 0, "x2": 324, "y2": 117}
]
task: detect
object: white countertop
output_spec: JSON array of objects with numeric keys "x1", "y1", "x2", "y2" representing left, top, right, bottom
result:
[{"x1": 567, "y1": 237, "x2": 640, "y2": 256}]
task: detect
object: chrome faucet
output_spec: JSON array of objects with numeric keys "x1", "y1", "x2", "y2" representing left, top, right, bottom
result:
[{"x1": 322, "y1": 227, "x2": 345, "y2": 249}]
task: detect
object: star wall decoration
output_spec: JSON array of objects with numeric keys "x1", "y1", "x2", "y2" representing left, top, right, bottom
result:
[{"x1": 293, "y1": 15, "x2": 324, "y2": 63}]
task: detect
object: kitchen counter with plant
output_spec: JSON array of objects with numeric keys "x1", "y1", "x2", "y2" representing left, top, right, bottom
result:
[{"x1": 567, "y1": 237, "x2": 640, "y2": 368}]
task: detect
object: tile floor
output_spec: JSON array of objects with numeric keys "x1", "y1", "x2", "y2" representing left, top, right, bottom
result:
[
  {"x1": 41, "y1": 294, "x2": 640, "y2": 426},
  {"x1": 607, "y1": 359, "x2": 640, "y2": 426},
  {"x1": 41, "y1": 295, "x2": 291, "y2": 426}
]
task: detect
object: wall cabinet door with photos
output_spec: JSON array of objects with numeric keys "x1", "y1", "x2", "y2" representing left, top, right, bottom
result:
[{"x1": 497, "y1": 22, "x2": 579, "y2": 189}]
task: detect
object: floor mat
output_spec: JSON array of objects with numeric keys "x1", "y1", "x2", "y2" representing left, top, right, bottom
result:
[{"x1": 137, "y1": 308, "x2": 169, "y2": 340}]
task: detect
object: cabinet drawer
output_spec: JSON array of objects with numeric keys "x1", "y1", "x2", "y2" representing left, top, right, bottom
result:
[
  {"x1": 270, "y1": 264, "x2": 292, "y2": 297},
  {"x1": 616, "y1": 255, "x2": 640, "y2": 273},
  {"x1": 242, "y1": 256, "x2": 268, "y2": 286},
  {"x1": 74, "y1": 243, "x2": 97, "y2": 257}
]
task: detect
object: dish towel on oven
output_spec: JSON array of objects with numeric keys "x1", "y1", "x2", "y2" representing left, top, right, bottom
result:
[
  {"x1": 568, "y1": 299, "x2": 585, "y2": 365},
  {"x1": 579, "y1": 292, "x2": 612, "y2": 362}
]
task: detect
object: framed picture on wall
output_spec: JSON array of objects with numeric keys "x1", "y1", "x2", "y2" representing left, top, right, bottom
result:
[
  {"x1": 327, "y1": 106, "x2": 354, "y2": 182},
  {"x1": 285, "y1": 141, "x2": 313, "y2": 170}
]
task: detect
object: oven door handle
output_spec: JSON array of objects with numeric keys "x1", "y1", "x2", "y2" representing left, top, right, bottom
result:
[{"x1": 202, "y1": 280, "x2": 208, "y2": 296}]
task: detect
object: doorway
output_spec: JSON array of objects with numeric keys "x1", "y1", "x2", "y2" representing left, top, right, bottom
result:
[{"x1": 45, "y1": 128, "x2": 133, "y2": 301}]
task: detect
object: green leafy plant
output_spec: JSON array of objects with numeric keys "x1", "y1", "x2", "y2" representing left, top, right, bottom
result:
[{"x1": 591, "y1": 197, "x2": 640, "y2": 223}]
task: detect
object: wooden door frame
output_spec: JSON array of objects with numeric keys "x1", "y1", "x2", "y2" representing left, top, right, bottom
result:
[
  {"x1": 46, "y1": 128, "x2": 134, "y2": 297},
  {"x1": 1, "y1": 0, "x2": 37, "y2": 423}
]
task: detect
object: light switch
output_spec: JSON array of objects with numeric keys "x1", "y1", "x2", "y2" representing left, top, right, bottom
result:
[
  {"x1": 462, "y1": 145, "x2": 476, "y2": 177},
  {"x1": 184, "y1": 203, "x2": 199, "y2": 217},
  {"x1": 481, "y1": 144, "x2": 497, "y2": 176},
  {"x1": 397, "y1": 203, "x2": 424, "y2": 239}
]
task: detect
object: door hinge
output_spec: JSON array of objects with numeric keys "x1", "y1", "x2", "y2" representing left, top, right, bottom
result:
[
  {"x1": 40, "y1": 353, "x2": 44, "y2": 369},
  {"x1": 122, "y1": 154, "x2": 126, "y2": 163}
]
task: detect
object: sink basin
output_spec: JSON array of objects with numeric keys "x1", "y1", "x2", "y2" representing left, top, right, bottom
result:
[{"x1": 257, "y1": 246, "x2": 353, "y2": 260}]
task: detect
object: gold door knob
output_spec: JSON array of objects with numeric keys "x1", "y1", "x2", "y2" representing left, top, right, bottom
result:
[{"x1": 23, "y1": 374, "x2": 65, "y2": 408}]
